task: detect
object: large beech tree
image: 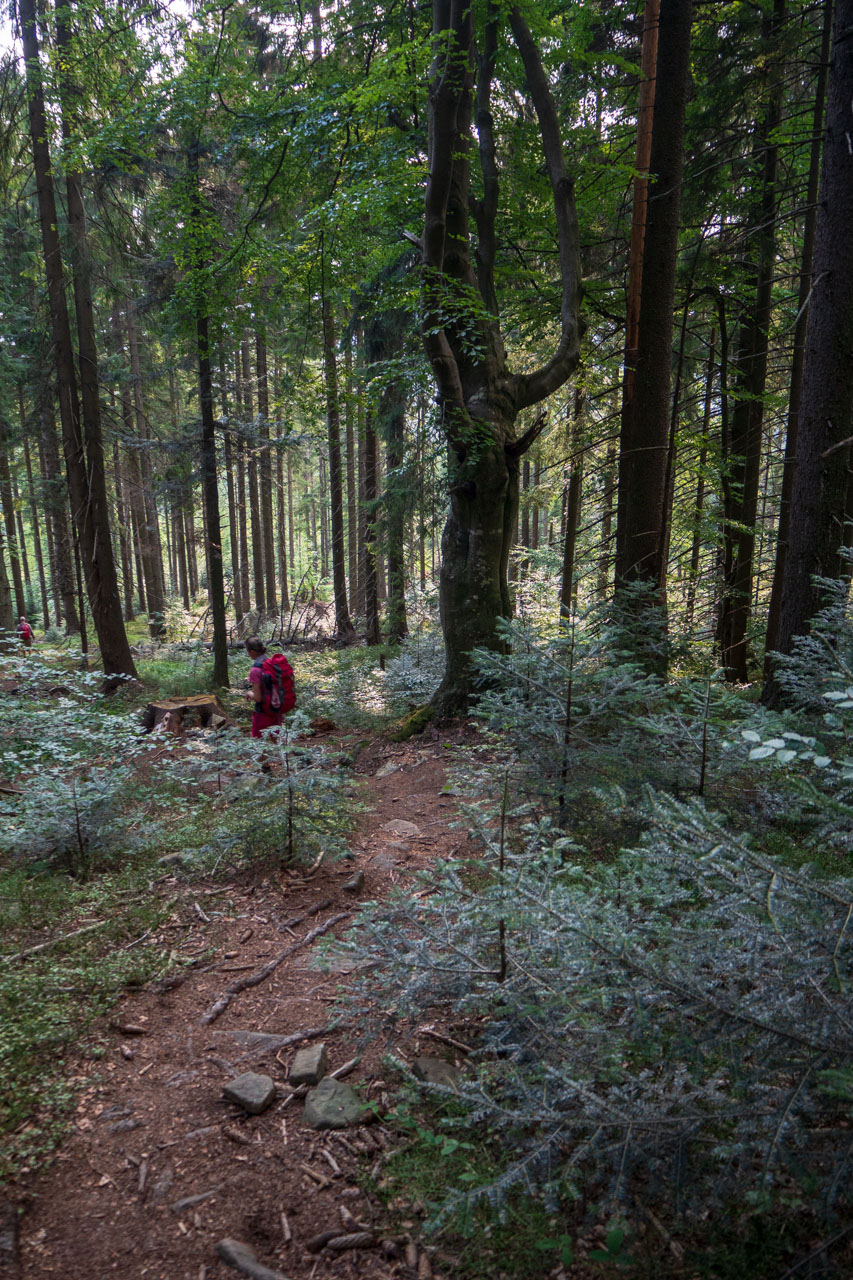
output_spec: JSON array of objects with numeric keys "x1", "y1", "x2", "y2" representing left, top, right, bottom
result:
[{"x1": 423, "y1": 1, "x2": 583, "y2": 712}]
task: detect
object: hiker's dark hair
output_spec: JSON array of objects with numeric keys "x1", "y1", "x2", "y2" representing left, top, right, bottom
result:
[{"x1": 245, "y1": 636, "x2": 266, "y2": 655}]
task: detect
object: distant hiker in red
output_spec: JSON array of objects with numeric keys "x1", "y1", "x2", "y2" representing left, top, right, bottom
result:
[
  {"x1": 245, "y1": 636, "x2": 295, "y2": 738},
  {"x1": 16, "y1": 617, "x2": 34, "y2": 648}
]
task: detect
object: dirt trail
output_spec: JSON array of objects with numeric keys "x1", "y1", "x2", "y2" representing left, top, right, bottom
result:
[{"x1": 12, "y1": 731, "x2": 471, "y2": 1280}]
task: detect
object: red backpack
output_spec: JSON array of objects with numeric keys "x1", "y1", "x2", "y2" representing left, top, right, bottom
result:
[{"x1": 254, "y1": 653, "x2": 295, "y2": 714}]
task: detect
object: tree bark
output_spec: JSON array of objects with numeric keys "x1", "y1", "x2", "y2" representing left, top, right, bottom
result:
[
  {"x1": 21, "y1": 415, "x2": 50, "y2": 628},
  {"x1": 685, "y1": 329, "x2": 715, "y2": 628},
  {"x1": 12, "y1": 477, "x2": 31, "y2": 592},
  {"x1": 614, "y1": 0, "x2": 693, "y2": 611},
  {"x1": 363, "y1": 407, "x2": 380, "y2": 645},
  {"x1": 422, "y1": 2, "x2": 583, "y2": 711},
  {"x1": 597, "y1": 439, "x2": 616, "y2": 598},
  {"x1": 618, "y1": 0, "x2": 660, "y2": 465},
  {"x1": 256, "y1": 329, "x2": 278, "y2": 613},
  {"x1": 718, "y1": 0, "x2": 786, "y2": 680},
  {"x1": 384, "y1": 380, "x2": 409, "y2": 644},
  {"x1": 126, "y1": 304, "x2": 166, "y2": 633},
  {"x1": 344, "y1": 335, "x2": 358, "y2": 611},
  {"x1": 0, "y1": 519, "x2": 14, "y2": 637},
  {"x1": 49, "y1": 0, "x2": 135, "y2": 674},
  {"x1": 218, "y1": 351, "x2": 243, "y2": 619},
  {"x1": 287, "y1": 453, "x2": 296, "y2": 594},
  {"x1": 764, "y1": 0, "x2": 834, "y2": 666},
  {"x1": 321, "y1": 281, "x2": 357, "y2": 643},
  {"x1": 242, "y1": 334, "x2": 266, "y2": 613},
  {"x1": 112, "y1": 440, "x2": 135, "y2": 621},
  {"x1": 0, "y1": 419, "x2": 26, "y2": 618},
  {"x1": 39, "y1": 409, "x2": 79, "y2": 632},
  {"x1": 560, "y1": 388, "x2": 584, "y2": 622},
  {"x1": 188, "y1": 143, "x2": 228, "y2": 686},
  {"x1": 770, "y1": 0, "x2": 853, "y2": 671}
]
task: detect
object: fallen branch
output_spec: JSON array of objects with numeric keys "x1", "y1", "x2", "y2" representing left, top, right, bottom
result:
[
  {"x1": 418, "y1": 1025, "x2": 473, "y2": 1055},
  {"x1": 2, "y1": 920, "x2": 107, "y2": 964},
  {"x1": 212, "y1": 1022, "x2": 336, "y2": 1058},
  {"x1": 200, "y1": 913, "x2": 351, "y2": 1025}
]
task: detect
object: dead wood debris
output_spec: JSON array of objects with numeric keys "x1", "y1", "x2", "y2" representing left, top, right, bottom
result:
[{"x1": 200, "y1": 912, "x2": 350, "y2": 1025}]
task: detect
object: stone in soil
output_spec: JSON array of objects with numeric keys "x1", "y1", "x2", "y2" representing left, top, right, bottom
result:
[
  {"x1": 411, "y1": 1056, "x2": 462, "y2": 1089},
  {"x1": 343, "y1": 870, "x2": 365, "y2": 893},
  {"x1": 303, "y1": 1077, "x2": 370, "y2": 1129},
  {"x1": 222, "y1": 1071, "x2": 276, "y2": 1115},
  {"x1": 289, "y1": 1044, "x2": 328, "y2": 1086},
  {"x1": 381, "y1": 819, "x2": 421, "y2": 838},
  {"x1": 216, "y1": 1237, "x2": 291, "y2": 1280},
  {"x1": 375, "y1": 760, "x2": 402, "y2": 777}
]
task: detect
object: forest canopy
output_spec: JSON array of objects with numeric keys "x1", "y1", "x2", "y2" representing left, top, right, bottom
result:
[{"x1": 0, "y1": 0, "x2": 850, "y2": 700}]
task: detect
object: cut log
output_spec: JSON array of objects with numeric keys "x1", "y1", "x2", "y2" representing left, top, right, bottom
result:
[{"x1": 141, "y1": 694, "x2": 233, "y2": 735}]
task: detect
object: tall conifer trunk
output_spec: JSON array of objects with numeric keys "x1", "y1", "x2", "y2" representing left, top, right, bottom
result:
[
  {"x1": 363, "y1": 409, "x2": 380, "y2": 645},
  {"x1": 0, "y1": 519, "x2": 13, "y2": 636},
  {"x1": 0, "y1": 420, "x2": 26, "y2": 618},
  {"x1": 321, "y1": 276, "x2": 357, "y2": 643},
  {"x1": 614, "y1": 0, "x2": 693, "y2": 634},
  {"x1": 20, "y1": 416, "x2": 50, "y2": 628},
  {"x1": 126, "y1": 306, "x2": 166, "y2": 633},
  {"x1": 256, "y1": 331, "x2": 277, "y2": 614},
  {"x1": 770, "y1": 0, "x2": 853, "y2": 674},
  {"x1": 560, "y1": 388, "x2": 584, "y2": 621},
  {"x1": 718, "y1": 0, "x2": 786, "y2": 680},
  {"x1": 188, "y1": 143, "x2": 228, "y2": 687},
  {"x1": 764, "y1": 0, "x2": 834, "y2": 665},
  {"x1": 20, "y1": 0, "x2": 134, "y2": 674},
  {"x1": 39, "y1": 411, "x2": 79, "y2": 632},
  {"x1": 242, "y1": 336, "x2": 265, "y2": 613}
]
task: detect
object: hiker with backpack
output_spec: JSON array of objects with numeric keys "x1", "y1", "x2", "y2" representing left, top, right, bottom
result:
[
  {"x1": 245, "y1": 636, "x2": 295, "y2": 738},
  {"x1": 16, "y1": 617, "x2": 34, "y2": 649}
]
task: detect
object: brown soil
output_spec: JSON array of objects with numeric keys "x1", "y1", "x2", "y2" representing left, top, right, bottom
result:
[{"x1": 10, "y1": 730, "x2": 475, "y2": 1280}]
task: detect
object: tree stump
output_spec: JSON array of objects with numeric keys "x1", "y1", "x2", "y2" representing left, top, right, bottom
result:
[{"x1": 141, "y1": 694, "x2": 232, "y2": 735}]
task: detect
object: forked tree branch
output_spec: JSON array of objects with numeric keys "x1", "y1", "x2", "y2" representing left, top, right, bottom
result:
[
  {"x1": 508, "y1": 6, "x2": 583, "y2": 410},
  {"x1": 506, "y1": 411, "x2": 547, "y2": 459}
]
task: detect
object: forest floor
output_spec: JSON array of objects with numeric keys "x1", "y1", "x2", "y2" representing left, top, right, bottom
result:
[{"x1": 4, "y1": 724, "x2": 495, "y2": 1280}]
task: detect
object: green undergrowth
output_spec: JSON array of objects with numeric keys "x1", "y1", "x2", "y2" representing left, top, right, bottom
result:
[
  {"x1": 378, "y1": 1097, "x2": 574, "y2": 1280},
  {"x1": 335, "y1": 594, "x2": 853, "y2": 1279},
  {"x1": 0, "y1": 861, "x2": 172, "y2": 1182},
  {"x1": 0, "y1": 637, "x2": 375, "y2": 1181}
]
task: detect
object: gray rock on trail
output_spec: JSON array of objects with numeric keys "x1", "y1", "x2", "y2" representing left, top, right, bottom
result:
[
  {"x1": 303, "y1": 1077, "x2": 370, "y2": 1129},
  {"x1": 375, "y1": 760, "x2": 403, "y2": 778},
  {"x1": 381, "y1": 819, "x2": 421, "y2": 838},
  {"x1": 222, "y1": 1072, "x2": 276, "y2": 1115},
  {"x1": 216, "y1": 1238, "x2": 291, "y2": 1280},
  {"x1": 411, "y1": 1056, "x2": 462, "y2": 1090},
  {"x1": 289, "y1": 1044, "x2": 327, "y2": 1086},
  {"x1": 343, "y1": 870, "x2": 365, "y2": 894}
]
